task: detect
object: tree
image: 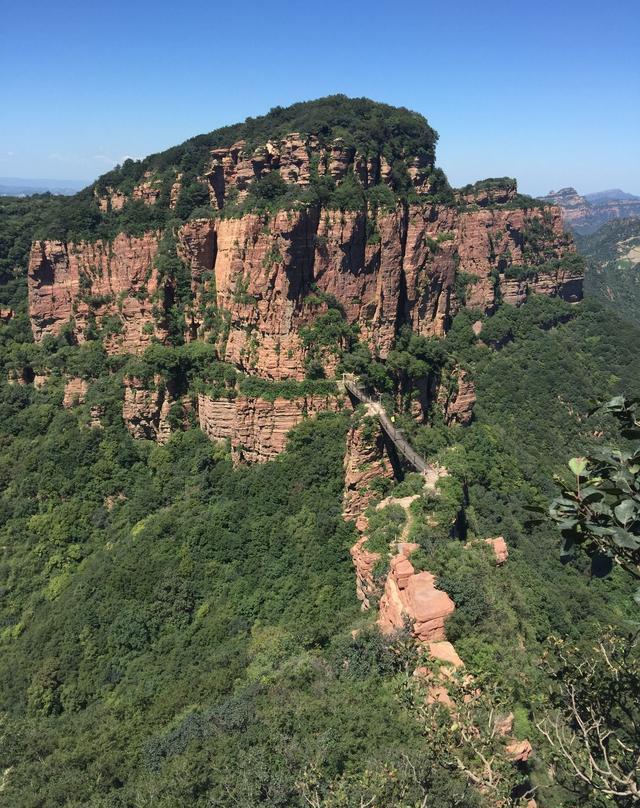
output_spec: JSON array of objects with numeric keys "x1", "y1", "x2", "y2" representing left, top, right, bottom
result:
[
  {"x1": 537, "y1": 631, "x2": 640, "y2": 805},
  {"x1": 531, "y1": 395, "x2": 640, "y2": 806},
  {"x1": 534, "y1": 396, "x2": 640, "y2": 585}
]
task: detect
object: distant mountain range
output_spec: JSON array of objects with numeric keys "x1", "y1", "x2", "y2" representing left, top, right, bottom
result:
[
  {"x1": 0, "y1": 176, "x2": 87, "y2": 197},
  {"x1": 540, "y1": 187, "x2": 640, "y2": 234}
]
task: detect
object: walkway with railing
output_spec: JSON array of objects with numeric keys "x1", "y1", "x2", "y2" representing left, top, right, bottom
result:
[{"x1": 342, "y1": 374, "x2": 431, "y2": 474}]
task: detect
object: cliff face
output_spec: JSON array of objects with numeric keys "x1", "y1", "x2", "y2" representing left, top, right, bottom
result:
[
  {"x1": 122, "y1": 376, "x2": 176, "y2": 443},
  {"x1": 540, "y1": 188, "x2": 591, "y2": 228},
  {"x1": 28, "y1": 233, "x2": 165, "y2": 353},
  {"x1": 198, "y1": 392, "x2": 342, "y2": 463},
  {"x1": 342, "y1": 417, "x2": 395, "y2": 530},
  {"x1": 28, "y1": 202, "x2": 582, "y2": 376},
  {"x1": 378, "y1": 561, "x2": 455, "y2": 643}
]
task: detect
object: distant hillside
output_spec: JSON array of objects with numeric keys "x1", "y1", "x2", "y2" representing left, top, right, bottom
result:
[
  {"x1": 541, "y1": 187, "x2": 640, "y2": 234},
  {"x1": 579, "y1": 217, "x2": 640, "y2": 322}
]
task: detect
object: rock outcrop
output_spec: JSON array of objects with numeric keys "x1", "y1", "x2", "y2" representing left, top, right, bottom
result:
[
  {"x1": 439, "y1": 368, "x2": 476, "y2": 426},
  {"x1": 541, "y1": 187, "x2": 640, "y2": 234},
  {"x1": 378, "y1": 551, "x2": 455, "y2": 643},
  {"x1": 122, "y1": 376, "x2": 176, "y2": 443},
  {"x1": 455, "y1": 178, "x2": 517, "y2": 207},
  {"x1": 198, "y1": 392, "x2": 342, "y2": 463},
  {"x1": 350, "y1": 536, "x2": 381, "y2": 610},
  {"x1": 540, "y1": 187, "x2": 591, "y2": 229},
  {"x1": 202, "y1": 133, "x2": 434, "y2": 211},
  {"x1": 486, "y1": 536, "x2": 509, "y2": 565},
  {"x1": 62, "y1": 377, "x2": 88, "y2": 408},
  {"x1": 342, "y1": 417, "x2": 395, "y2": 530}
]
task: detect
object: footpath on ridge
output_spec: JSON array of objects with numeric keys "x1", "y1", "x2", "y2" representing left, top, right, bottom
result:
[{"x1": 342, "y1": 373, "x2": 431, "y2": 474}]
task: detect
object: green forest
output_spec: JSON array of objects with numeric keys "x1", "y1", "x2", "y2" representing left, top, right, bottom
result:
[
  {"x1": 0, "y1": 281, "x2": 638, "y2": 804},
  {"x1": 580, "y1": 217, "x2": 640, "y2": 324}
]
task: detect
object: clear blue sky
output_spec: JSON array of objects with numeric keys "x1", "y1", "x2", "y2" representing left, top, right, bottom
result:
[{"x1": 1, "y1": 0, "x2": 638, "y2": 196}]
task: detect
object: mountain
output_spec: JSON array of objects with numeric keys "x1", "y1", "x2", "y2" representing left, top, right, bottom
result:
[
  {"x1": 541, "y1": 186, "x2": 640, "y2": 233},
  {"x1": 580, "y1": 216, "x2": 640, "y2": 322},
  {"x1": 0, "y1": 96, "x2": 637, "y2": 807},
  {"x1": 584, "y1": 188, "x2": 640, "y2": 203},
  {"x1": 0, "y1": 176, "x2": 86, "y2": 196}
]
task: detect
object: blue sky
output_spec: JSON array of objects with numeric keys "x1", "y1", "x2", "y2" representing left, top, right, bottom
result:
[{"x1": 1, "y1": 0, "x2": 638, "y2": 195}]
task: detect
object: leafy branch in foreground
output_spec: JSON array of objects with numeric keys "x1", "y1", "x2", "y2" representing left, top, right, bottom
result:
[{"x1": 529, "y1": 396, "x2": 640, "y2": 583}]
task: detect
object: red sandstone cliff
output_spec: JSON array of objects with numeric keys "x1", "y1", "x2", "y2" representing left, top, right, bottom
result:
[
  {"x1": 28, "y1": 201, "x2": 582, "y2": 377},
  {"x1": 28, "y1": 233, "x2": 165, "y2": 353},
  {"x1": 197, "y1": 392, "x2": 342, "y2": 463}
]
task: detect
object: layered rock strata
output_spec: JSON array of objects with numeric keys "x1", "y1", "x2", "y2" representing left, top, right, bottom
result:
[
  {"x1": 198, "y1": 392, "x2": 342, "y2": 464},
  {"x1": 378, "y1": 548, "x2": 455, "y2": 642},
  {"x1": 343, "y1": 417, "x2": 395, "y2": 531},
  {"x1": 438, "y1": 368, "x2": 476, "y2": 426},
  {"x1": 122, "y1": 376, "x2": 178, "y2": 443},
  {"x1": 28, "y1": 233, "x2": 164, "y2": 353},
  {"x1": 62, "y1": 377, "x2": 89, "y2": 408},
  {"x1": 28, "y1": 202, "x2": 582, "y2": 376}
]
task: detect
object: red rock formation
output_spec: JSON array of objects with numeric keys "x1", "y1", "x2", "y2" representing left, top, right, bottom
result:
[
  {"x1": 122, "y1": 376, "x2": 174, "y2": 443},
  {"x1": 89, "y1": 404, "x2": 104, "y2": 428},
  {"x1": 132, "y1": 172, "x2": 162, "y2": 205},
  {"x1": 198, "y1": 392, "x2": 342, "y2": 463},
  {"x1": 63, "y1": 377, "x2": 88, "y2": 408},
  {"x1": 177, "y1": 218, "x2": 217, "y2": 341},
  {"x1": 7, "y1": 368, "x2": 32, "y2": 385},
  {"x1": 197, "y1": 394, "x2": 235, "y2": 442},
  {"x1": 378, "y1": 561, "x2": 455, "y2": 642},
  {"x1": 506, "y1": 739, "x2": 533, "y2": 763},
  {"x1": 416, "y1": 641, "x2": 465, "y2": 707},
  {"x1": 344, "y1": 417, "x2": 398, "y2": 607},
  {"x1": 428, "y1": 640, "x2": 463, "y2": 668},
  {"x1": 169, "y1": 173, "x2": 183, "y2": 209},
  {"x1": 342, "y1": 417, "x2": 395, "y2": 529},
  {"x1": 486, "y1": 536, "x2": 509, "y2": 565},
  {"x1": 28, "y1": 199, "x2": 581, "y2": 374},
  {"x1": 28, "y1": 233, "x2": 165, "y2": 353},
  {"x1": 95, "y1": 188, "x2": 126, "y2": 212},
  {"x1": 211, "y1": 210, "x2": 319, "y2": 378},
  {"x1": 455, "y1": 179, "x2": 518, "y2": 207},
  {"x1": 439, "y1": 368, "x2": 476, "y2": 426},
  {"x1": 349, "y1": 536, "x2": 381, "y2": 609},
  {"x1": 465, "y1": 536, "x2": 509, "y2": 565},
  {"x1": 202, "y1": 133, "x2": 435, "y2": 211}
]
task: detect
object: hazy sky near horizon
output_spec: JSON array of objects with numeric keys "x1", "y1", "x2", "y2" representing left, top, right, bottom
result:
[{"x1": 1, "y1": 0, "x2": 638, "y2": 196}]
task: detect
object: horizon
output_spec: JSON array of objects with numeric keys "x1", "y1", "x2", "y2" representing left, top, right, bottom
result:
[{"x1": 2, "y1": 0, "x2": 639, "y2": 197}]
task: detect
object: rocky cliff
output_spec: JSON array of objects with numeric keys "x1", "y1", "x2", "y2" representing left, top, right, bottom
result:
[
  {"x1": 24, "y1": 99, "x2": 584, "y2": 473},
  {"x1": 203, "y1": 132, "x2": 434, "y2": 210},
  {"x1": 28, "y1": 200, "x2": 581, "y2": 375},
  {"x1": 28, "y1": 233, "x2": 165, "y2": 353},
  {"x1": 198, "y1": 392, "x2": 342, "y2": 463},
  {"x1": 541, "y1": 187, "x2": 640, "y2": 234}
]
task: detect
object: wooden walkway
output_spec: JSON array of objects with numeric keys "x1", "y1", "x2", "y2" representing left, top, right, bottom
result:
[{"x1": 342, "y1": 374, "x2": 431, "y2": 474}]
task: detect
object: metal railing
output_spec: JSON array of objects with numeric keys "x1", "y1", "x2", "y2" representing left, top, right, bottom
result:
[{"x1": 343, "y1": 374, "x2": 430, "y2": 474}]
